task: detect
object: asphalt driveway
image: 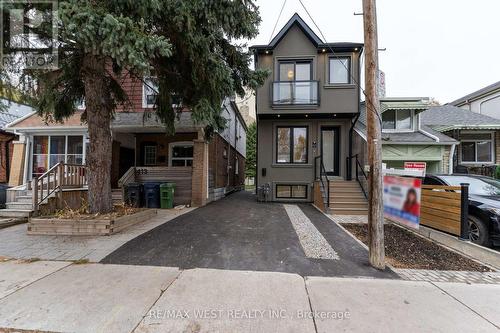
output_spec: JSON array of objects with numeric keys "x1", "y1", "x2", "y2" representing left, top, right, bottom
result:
[{"x1": 102, "y1": 191, "x2": 396, "y2": 278}]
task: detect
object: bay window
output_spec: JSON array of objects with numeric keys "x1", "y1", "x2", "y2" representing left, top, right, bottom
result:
[
  {"x1": 276, "y1": 126, "x2": 308, "y2": 164},
  {"x1": 461, "y1": 133, "x2": 493, "y2": 163}
]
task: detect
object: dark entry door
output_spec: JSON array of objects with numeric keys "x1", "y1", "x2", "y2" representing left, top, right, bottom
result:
[{"x1": 321, "y1": 127, "x2": 340, "y2": 176}]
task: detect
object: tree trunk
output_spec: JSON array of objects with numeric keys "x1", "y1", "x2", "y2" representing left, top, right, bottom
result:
[{"x1": 83, "y1": 54, "x2": 113, "y2": 213}]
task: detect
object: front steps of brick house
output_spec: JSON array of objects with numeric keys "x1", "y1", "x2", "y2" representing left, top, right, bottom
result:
[
  {"x1": 0, "y1": 188, "x2": 34, "y2": 218},
  {"x1": 325, "y1": 180, "x2": 368, "y2": 215}
]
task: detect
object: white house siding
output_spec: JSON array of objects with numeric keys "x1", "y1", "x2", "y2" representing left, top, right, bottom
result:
[{"x1": 458, "y1": 90, "x2": 500, "y2": 120}]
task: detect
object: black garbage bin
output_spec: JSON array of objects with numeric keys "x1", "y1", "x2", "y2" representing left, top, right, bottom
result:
[
  {"x1": 125, "y1": 183, "x2": 143, "y2": 207},
  {"x1": 0, "y1": 184, "x2": 8, "y2": 209},
  {"x1": 143, "y1": 182, "x2": 161, "y2": 208}
]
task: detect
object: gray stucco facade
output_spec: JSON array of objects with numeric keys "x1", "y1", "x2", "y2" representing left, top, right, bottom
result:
[{"x1": 251, "y1": 14, "x2": 362, "y2": 202}]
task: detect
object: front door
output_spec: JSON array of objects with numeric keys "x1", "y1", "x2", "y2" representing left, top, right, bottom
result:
[{"x1": 321, "y1": 127, "x2": 340, "y2": 176}]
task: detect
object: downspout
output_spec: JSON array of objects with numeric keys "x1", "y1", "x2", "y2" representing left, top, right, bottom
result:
[
  {"x1": 348, "y1": 112, "x2": 361, "y2": 181},
  {"x1": 348, "y1": 46, "x2": 364, "y2": 181}
]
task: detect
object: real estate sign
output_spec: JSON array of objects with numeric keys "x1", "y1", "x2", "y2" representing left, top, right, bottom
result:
[
  {"x1": 404, "y1": 162, "x2": 426, "y2": 176},
  {"x1": 383, "y1": 175, "x2": 422, "y2": 229}
]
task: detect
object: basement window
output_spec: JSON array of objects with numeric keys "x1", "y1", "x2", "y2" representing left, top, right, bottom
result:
[{"x1": 276, "y1": 184, "x2": 307, "y2": 199}]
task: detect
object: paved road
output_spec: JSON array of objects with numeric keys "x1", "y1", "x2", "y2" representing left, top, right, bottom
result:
[{"x1": 102, "y1": 191, "x2": 395, "y2": 278}]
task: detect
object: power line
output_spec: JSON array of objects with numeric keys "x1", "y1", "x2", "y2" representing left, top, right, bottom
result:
[
  {"x1": 297, "y1": 0, "x2": 382, "y2": 127},
  {"x1": 268, "y1": 0, "x2": 287, "y2": 44}
]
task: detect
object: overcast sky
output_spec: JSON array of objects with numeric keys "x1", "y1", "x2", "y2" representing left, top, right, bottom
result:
[{"x1": 250, "y1": 0, "x2": 500, "y2": 104}]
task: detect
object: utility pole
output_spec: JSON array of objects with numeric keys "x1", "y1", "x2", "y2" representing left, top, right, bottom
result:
[{"x1": 362, "y1": 0, "x2": 385, "y2": 269}]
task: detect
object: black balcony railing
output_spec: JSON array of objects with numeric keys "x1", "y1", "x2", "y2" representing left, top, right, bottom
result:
[{"x1": 271, "y1": 81, "x2": 319, "y2": 106}]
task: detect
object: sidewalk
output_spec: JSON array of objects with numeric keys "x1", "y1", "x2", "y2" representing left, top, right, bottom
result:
[
  {"x1": 0, "y1": 260, "x2": 498, "y2": 333},
  {"x1": 0, "y1": 208, "x2": 194, "y2": 262}
]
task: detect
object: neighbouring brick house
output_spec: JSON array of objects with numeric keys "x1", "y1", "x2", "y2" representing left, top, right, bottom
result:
[
  {"x1": 3, "y1": 74, "x2": 247, "y2": 214},
  {"x1": 0, "y1": 98, "x2": 35, "y2": 184},
  {"x1": 421, "y1": 105, "x2": 500, "y2": 175}
]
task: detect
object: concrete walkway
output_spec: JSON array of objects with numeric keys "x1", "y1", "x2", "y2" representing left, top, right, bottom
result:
[
  {"x1": 0, "y1": 208, "x2": 195, "y2": 262},
  {"x1": 0, "y1": 260, "x2": 498, "y2": 333},
  {"x1": 103, "y1": 191, "x2": 395, "y2": 278}
]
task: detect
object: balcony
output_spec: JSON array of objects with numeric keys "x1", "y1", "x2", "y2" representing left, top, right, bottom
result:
[{"x1": 271, "y1": 81, "x2": 319, "y2": 106}]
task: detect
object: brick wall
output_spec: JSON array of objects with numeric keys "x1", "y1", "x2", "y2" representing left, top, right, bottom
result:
[
  {"x1": 208, "y1": 134, "x2": 246, "y2": 192},
  {"x1": 191, "y1": 139, "x2": 208, "y2": 207},
  {"x1": 441, "y1": 145, "x2": 451, "y2": 174}
]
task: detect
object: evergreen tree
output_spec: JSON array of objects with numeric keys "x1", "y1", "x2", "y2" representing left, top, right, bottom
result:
[
  {"x1": 245, "y1": 122, "x2": 256, "y2": 179},
  {"x1": 6, "y1": 0, "x2": 267, "y2": 213}
]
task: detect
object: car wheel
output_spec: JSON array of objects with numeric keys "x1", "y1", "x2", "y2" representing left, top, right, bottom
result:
[{"x1": 468, "y1": 216, "x2": 490, "y2": 247}]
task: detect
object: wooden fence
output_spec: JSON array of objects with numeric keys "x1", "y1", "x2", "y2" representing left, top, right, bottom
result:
[
  {"x1": 118, "y1": 166, "x2": 192, "y2": 205},
  {"x1": 420, "y1": 184, "x2": 465, "y2": 236}
]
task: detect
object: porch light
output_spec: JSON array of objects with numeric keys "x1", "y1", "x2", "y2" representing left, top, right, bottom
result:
[
  {"x1": 287, "y1": 70, "x2": 294, "y2": 79},
  {"x1": 265, "y1": 50, "x2": 269, "y2": 54},
  {"x1": 305, "y1": 114, "x2": 309, "y2": 118},
  {"x1": 322, "y1": 48, "x2": 326, "y2": 52},
  {"x1": 277, "y1": 114, "x2": 280, "y2": 118},
  {"x1": 354, "y1": 48, "x2": 358, "y2": 51}
]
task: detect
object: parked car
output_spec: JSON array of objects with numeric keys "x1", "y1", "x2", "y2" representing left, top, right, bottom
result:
[{"x1": 423, "y1": 174, "x2": 500, "y2": 247}]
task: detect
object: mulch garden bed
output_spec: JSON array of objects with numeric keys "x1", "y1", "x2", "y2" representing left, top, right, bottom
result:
[{"x1": 342, "y1": 223, "x2": 491, "y2": 272}]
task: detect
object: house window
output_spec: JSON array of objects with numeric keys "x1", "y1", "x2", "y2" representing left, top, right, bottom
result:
[
  {"x1": 329, "y1": 57, "x2": 350, "y2": 84},
  {"x1": 461, "y1": 133, "x2": 493, "y2": 163},
  {"x1": 382, "y1": 109, "x2": 412, "y2": 130},
  {"x1": 276, "y1": 126, "x2": 308, "y2": 164},
  {"x1": 169, "y1": 142, "x2": 194, "y2": 167},
  {"x1": 32, "y1": 135, "x2": 84, "y2": 178},
  {"x1": 235, "y1": 157, "x2": 239, "y2": 175},
  {"x1": 276, "y1": 185, "x2": 307, "y2": 199},
  {"x1": 144, "y1": 145, "x2": 157, "y2": 165},
  {"x1": 143, "y1": 77, "x2": 159, "y2": 108},
  {"x1": 276, "y1": 60, "x2": 315, "y2": 105}
]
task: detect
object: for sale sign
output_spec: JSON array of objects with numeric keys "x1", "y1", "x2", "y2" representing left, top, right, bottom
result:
[
  {"x1": 383, "y1": 175, "x2": 422, "y2": 229},
  {"x1": 404, "y1": 162, "x2": 426, "y2": 176}
]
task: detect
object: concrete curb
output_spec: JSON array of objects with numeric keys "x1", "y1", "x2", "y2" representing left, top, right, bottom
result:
[{"x1": 394, "y1": 222, "x2": 500, "y2": 271}]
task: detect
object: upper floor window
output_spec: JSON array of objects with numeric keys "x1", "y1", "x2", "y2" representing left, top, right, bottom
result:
[
  {"x1": 276, "y1": 126, "x2": 308, "y2": 164},
  {"x1": 143, "y1": 77, "x2": 159, "y2": 108},
  {"x1": 274, "y1": 60, "x2": 318, "y2": 105},
  {"x1": 461, "y1": 133, "x2": 493, "y2": 163},
  {"x1": 329, "y1": 57, "x2": 351, "y2": 84},
  {"x1": 382, "y1": 109, "x2": 412, "y2": 131},
  {"x1": 279, "y1": 60, "x2": 312, "y2": 81}
]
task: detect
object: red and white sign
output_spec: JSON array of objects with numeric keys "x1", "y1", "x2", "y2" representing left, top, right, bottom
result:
[{"x1": 404, "y1": 162, "x2": 426, "y2": 176}]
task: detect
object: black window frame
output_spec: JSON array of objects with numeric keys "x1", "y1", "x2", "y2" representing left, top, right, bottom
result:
[
  {"x1": 275, "y1": 184, "x2": 308, "y2": 199},
  {"x1": 276, "y1": 126, "x2": 309, "y2": 164},
  {"x1": 277, "y1": 60, "x2": 313, "y2": 82},
  {"x1": 328, "y1": 56, "x2": 351, "y2": 85}
]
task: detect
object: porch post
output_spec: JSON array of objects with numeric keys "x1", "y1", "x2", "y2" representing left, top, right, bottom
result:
[{"x1": 191, "y1": 139, "x2": 208, "y2": 207}]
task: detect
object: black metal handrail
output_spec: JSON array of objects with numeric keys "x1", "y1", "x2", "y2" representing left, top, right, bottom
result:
[
  {"x1": 347, "y1": 154, "x2": 368, "y2": 199},
  {"x1": 314, "y1": 155, "x2": 330, "y2": 207}
]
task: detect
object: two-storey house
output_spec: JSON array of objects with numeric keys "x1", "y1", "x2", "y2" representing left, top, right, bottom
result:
[
  {"x1": 1, "y1": 74, "x2": 247, "y2": 217},
  {"x1": 251, "y1": 14, "x2": 365, "y2": 212}
]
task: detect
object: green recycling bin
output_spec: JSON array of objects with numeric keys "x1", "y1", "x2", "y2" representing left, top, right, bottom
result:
[{"x1": 160, "y1": 183, "x2": 176, "y2": 209}]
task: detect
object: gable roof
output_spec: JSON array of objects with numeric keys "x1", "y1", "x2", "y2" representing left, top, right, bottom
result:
[
  {"x1": 250, "y1": 13, "x2": 363, "y2": 53},
  {"x1": 420, "y1": 105, "x2": 500, "y2": 131},
  {"x1": 0, "y1": 98, "x2": 35, "y2": 129},
  {"x1": 269, "y1": 13, "x2": 323, "y2": 48},
  {"x1": 450, "y1": 81, "x2": 500, "y2": 106}
]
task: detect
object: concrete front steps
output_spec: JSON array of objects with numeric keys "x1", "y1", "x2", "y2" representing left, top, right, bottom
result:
[
  {"x1": 328, "y1": 180, "x2": 367, "y2": 215},
  {"x1": 0, "y1": 189, "x2": 34, "y2": 218}
]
